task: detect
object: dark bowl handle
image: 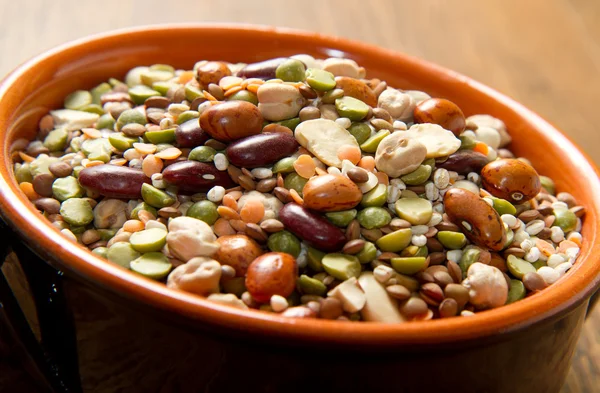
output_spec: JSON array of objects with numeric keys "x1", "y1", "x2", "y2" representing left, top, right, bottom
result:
[{"x1": 0, "y1": 217, "x2": 81, "y2": 393}]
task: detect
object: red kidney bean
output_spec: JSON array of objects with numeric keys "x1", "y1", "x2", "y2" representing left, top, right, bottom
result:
[
  {"x1": 279, "y1": 203, "x2": 346, "y2": 252},
  {"x1": 78, "y1": 165, "x2": 150, "y2": 199},
  {"x1": 437, "y1": 150, "x2": 490, "y2": 174},
  {"x1": 226, "y1": 133, "x2": 299, "y2": 168},
  {"x1": 175, "y1": 119, "x2": 209, "y2": 148},
  {"x1": 236, "y1": 57, "x2": 288, "y2": 80},
  {"x1": 162, "y1": 161, "x2": 235, "y2": 194}
]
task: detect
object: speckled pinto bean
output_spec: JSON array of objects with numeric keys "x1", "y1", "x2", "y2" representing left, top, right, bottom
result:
[
  {"x1": 78, "y1": 165, "x2": 150, "y2": 199},
  {"x1": 162, "y1": 161, "x2": 235, "y2": 193},
  {"x1": 279, "y1": 203, "x2": 347, "y2": 252},
  {"x1": 226, "y1": 133, "x2": 299, "y2": 168},
  {"x1": 215, "y1": 234, "x2": 263, "y2": 277},
  {"x1": 335, "y1": 77, "x2": 377, "y2": 107},
  {"x1": 302, "y1": 174, "x2": 362, "y2": 212},
  {"x1": 443, "y1": 188, "x2": 506, "y2": 251},
  {"x1": 481, "y1": 159, "x2": 541, "y2": 203},
  {"x1": 413, "y1": 98, "x2": 466, "y2": 136},
  {"x1": 199, "y1": 101, "x2": 263, "y2": 141}
]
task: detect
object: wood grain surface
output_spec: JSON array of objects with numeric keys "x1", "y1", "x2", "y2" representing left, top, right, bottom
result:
[{"x1": 0, "y1": 0, "x2": 598, "y2": 392}]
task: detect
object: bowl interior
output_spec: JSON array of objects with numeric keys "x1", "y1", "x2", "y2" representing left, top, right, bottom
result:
[{"x1": 1, "y1": 24, "x2": 599, "y2": 346}]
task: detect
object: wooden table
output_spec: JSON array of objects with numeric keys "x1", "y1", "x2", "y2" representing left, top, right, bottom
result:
[{"x1": 0, "y1": 0, "x2": 598, "y2": 391}]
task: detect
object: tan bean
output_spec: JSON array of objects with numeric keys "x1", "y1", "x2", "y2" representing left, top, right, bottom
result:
[
  {"x1": 215, "y1": 235, "x2": 263, "y2": 277},
  {"x1": 481, "y1": 159, "x2": 541, "y2": 204},
  {"x1": 302, "y1": 174, "x2": 362, "y2": 212},
  {"x1": 335, "y1": 76, "x2": 377, "y2": 107}
]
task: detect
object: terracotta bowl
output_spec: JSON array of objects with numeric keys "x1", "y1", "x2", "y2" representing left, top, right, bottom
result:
[{"x1": 0, "y1": 25, "x2": 599, "y2": 393}]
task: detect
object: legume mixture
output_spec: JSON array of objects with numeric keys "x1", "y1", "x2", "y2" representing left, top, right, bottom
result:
[{"x1": 11, "y1": 55, "x2": 585, "y2": 322}]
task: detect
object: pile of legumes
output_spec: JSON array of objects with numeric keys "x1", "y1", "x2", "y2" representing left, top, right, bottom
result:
[{"x1": 12, "y1": 55, "x2": 585, "y2": 322}]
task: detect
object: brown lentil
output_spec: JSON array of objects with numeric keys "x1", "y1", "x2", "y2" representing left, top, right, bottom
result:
[
  {"x1": 32, "y1": 174, "x2": 54, "y2": 197},
  {"x1": 342, "y1": 239, "x2": 366, "y2": 254}
]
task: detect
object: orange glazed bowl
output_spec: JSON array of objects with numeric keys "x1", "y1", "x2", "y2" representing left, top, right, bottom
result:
[{"x1": 0, "y1": 25, "x2": 599, "y2": 393}]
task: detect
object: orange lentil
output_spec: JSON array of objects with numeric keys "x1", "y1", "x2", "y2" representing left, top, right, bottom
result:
[
  {"x1": 155, "y1": 147, "x2": 182, "y2": 160},
  {"x1": 558, "y1": 240, "x2": 579, "y2": 253},
  {"x1": 142, "y1": 154, "x2": 164, "y2": 177},
  {"x1": 203, "y1": 91, "x2": 218, "y2": 101},
  {"x1": 277, "y1": 173, "x2": 284, "y2": 188},
  {"x1": 358, "y1": 156, "x2": 376, "y2": 172},
  {"x1": 109, "y1": 158, "x2": 128, "y2": 166},
  {"x1": 226, "y1": 190, "x2": 243, "y2": 200},
  {"x1": 315, "y1": 167, "x2": 328, "y2": 176},
  {"x1": 217, "y1": 206, "x2": 241, "y2": 220},
  {"x1": 566, "y1": 233, "x2": 582, "y2": 247},
  {"x1": 214, "y1": 218, "x2": 236, "y2": 236},
  {"x1": 246, "y1": 84, "x2": 261, "y2": 94},
  {"x1": 293, "y1": 154, "x2": 316, "y2": 179},
  {"x1": 123, "y1": 220, "x2": 145, "y2": 233},
  {"x1": 137, "y1": 210, "x2": 156, "y2": 224},
  {"x1": 84, "y1": 160, "x2": 104, "y2": 168},
  {"x1": 337, "y1": 145, "x2": 361, "y2": 165},
  {"x1": 82, "y1": 128, "x2": 101, "y2": 139},
  {"x1": 241, "y1": 78, "x2": 264, "y2": 88},
  {"x1": 262, "y1": 124, "x2": 293, "y2": 135},
  {"x1": 473, "y1": 142, "x2": 489, "y2": 156},
  {"x1": 177, "y1": 70, "x2": 195, "y2": 84},
  {"x1": 19, "y1": 182, "x2": 40, "y2": 201},
  {"x1": 240, "y1": 200, "x2": 265, "y2": 224},
  {"x1": 134, "y1": 143, "x2": 157, "y2": 155},
  {"x1": 224, "y1": 86, "x2": 243, "y2": 97},
  {"x1": 375, "y1": 171, "x2": 389, "y2": 186},
  {"x1": 18, "y1": 152, "x2": 34, "y2": 163},
  {"x1": 529, "y1": 198, "x2": 539, "y2": 210},
  {"x1": 222, "y1": 194, "x2": 238, "y2": 210},
  {"x1": 219, "y1": 76, "x2": 243, "y2": 90},
  {"x1": 536, "y1": 239, "x2": 556, "y2": 257},
  {"x1": 290, "y1": 189, "x2": 304, "y2": 205}
]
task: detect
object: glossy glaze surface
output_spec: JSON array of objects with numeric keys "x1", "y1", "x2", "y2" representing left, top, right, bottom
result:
[{"x1": 0, "y1": 25, "x2": 599, "y2": 348}]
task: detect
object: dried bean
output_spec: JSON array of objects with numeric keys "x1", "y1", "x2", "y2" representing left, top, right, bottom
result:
[
  {"x1": 444, "y1": 188, "x2": 506, "y2": 251},
  {"x1": 437, "y1": 150, "x2": 489, "y2": 174},
  {"x1": 200, "y1": 101, "x2": 263, "y2": 142},
  {"x1": 279, "y1": 203, "x2": 347, "y2": 252},
  {"x1": 236, "y1": 58, "x2": 288, "y2": 80},
  {"x1": 226, "y1": 133, "x2": 299, "y2": 168},
  {"x1": 162, "y1": 161, "x2": 235, "y2": 194},
  {"x1": 79, "y1": 165, "x2": 150, "y2": 199},
  {"x1": 175, "y1": 119, "x2": 209, "y2": 148},
  {"x1": 481, "y1": 159, "x2": 541, "y2": 204}
]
